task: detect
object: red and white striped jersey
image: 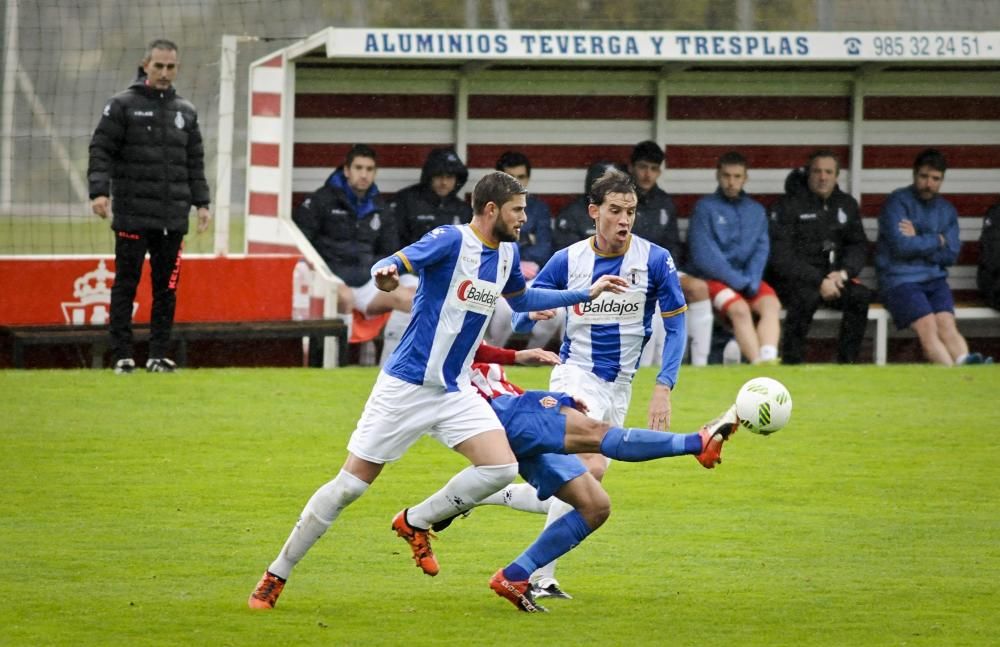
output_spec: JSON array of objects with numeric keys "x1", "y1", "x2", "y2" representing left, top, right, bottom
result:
[{"x1": 469, "y1": 362, "x2": 524, "y2": 401}]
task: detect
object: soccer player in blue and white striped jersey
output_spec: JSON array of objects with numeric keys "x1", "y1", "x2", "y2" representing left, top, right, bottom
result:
[
  {"x1": 249, "y1": 171, "x2": 628, "y2": 609},
  {"x1": 499, "y1": 168, "x2": 689, "y2": 598}
]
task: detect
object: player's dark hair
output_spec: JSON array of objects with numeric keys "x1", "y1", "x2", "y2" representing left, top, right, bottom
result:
[
  {"x1": 144, "y1": 38, "x2": 179, "y2": 60},
  {"x1": 807, "y1": 148, "x2": 840, "y2": 174},
  {"x1": 472, "y1": 171, "x2": 527, "y2": 215},
  {"x1": 495, "y1": 150, "x2": 531, "y2": 176},
  {"x1": 345, "y1": 144, "x2": 377, "y2": 167},
  {"x1": 913, "y1": 148, "x2": 947, "y2": 174},
  {"x1": 589, "y1": 168, "x2": 636, "y2": 206},
  {"x1": 630, "y1": 140, "x2": 664, "y2": 165},
  {"x1": 717, "y1": 151, "x2": 747, "y2": 169}
]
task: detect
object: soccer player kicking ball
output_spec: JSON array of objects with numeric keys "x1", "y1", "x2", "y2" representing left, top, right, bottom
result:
[
  {"x1": 448, "y1": 343, "x2": 739, "y2": 612},
  {"x1": 493, "y1": 167, "x2": 692, "y2": 599},
  {"x1": 248, "y1": 171, "x2": 628, "y2": 610}
]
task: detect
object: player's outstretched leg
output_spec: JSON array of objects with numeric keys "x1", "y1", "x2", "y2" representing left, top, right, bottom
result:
[
  {"x1": 695, "y1": 405, "x2": 740, "y2": 469},
  {"x1": 391, "y1": 509, "x2": 439, "y2": 576}
]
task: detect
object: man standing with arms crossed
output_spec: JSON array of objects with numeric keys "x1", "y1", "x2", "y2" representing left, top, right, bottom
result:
[{"x1": 88, "y1": 39, "x2": 211, "y2": 374}]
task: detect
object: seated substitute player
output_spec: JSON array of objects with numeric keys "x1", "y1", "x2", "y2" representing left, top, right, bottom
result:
[
  {"x1": 688, "y1": 151, "x2": 781, "y2": 364},
  {"x1": 292, "y1": 144, "x2": 413, "y2": 318},
  {"x1": 439, "y1": 343, "x2": 740, "y2": 612},
  {"x1": 494, "y1": 168, "x2": 689, "y2": 598},
  {"x1": 875, "y1": 148, "x2": 993, "y2": 366},
  {"x1": 248, "y1": 171, "x2": 628, "y2": 610}
]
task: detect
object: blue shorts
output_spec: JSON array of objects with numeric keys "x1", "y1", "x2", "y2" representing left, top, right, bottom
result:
[
  {"x1": 490, "y1": 391, "x2": 587, "y2": 500},
  {"x1": 882, "y1": 277, "x2": 955, "y2": 330}
]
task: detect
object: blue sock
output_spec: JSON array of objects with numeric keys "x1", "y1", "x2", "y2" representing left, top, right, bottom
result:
[
  {"x1": 599, "y1": 426, "x2": 702, "y2": 461},
  {"x1": 503, "y1": 510, "x2": 593, "y2": 581}
]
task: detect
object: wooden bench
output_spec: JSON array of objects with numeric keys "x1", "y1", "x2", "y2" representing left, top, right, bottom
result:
[
  {"x1": 783, "y1": 304, "x2": 1000, "y2": 365},
  {"x1": 0, "y1": 319, "x2": 348, "y2": 369}
]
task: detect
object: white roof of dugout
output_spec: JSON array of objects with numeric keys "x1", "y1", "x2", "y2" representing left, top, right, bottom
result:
[{"x1": 276, "y1": 26, "x2": 1000, "y2": 67}]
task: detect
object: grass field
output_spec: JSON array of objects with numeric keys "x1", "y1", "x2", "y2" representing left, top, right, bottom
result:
[
  {"x1": 2, "y1": 365, "x2": 997, "y2": 645},
  {"x1": 0, "y1": 216, "x2": 245, "y2": 255}
]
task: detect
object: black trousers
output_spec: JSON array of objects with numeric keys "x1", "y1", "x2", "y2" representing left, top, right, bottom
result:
[
  {"x1": 780, "y1": 281, "x2": 873, "y2": 364},
  {"x1": 110, "y1": 229, "x2": 184, "y2": 361}
]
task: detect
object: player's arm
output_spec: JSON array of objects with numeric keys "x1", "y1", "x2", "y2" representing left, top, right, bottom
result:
[
  {"x1": 474, "y1": 342, "x2": 517, "y2": 365},
  {"x1": 510, "y1": 250, "x2": 564, "y2": 333},
  {"x1": 507, "y1": 273, "x2": 627, "y2": 314},
  {"x1": 650, "y1": 250, "x2": 688, "y2": 431},
  {"x1": 935, "y1": 204, "x2": 961, "y2": 267},
  {"x1": 880, "y1": 194, "x2": 939, "y2": 259},
  {"x1": 474, "y1": 341, "x2": 560, "y2": 367},
  {"x1": 371, "y1": 225, "x2": 458, "y2": 291}
]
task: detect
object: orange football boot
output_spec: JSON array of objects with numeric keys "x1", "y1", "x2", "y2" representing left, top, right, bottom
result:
[
  {"x1": 695, "y1": 405, "x2": 739, "y2": 469},
  {"x1": 391, "y1": 509, "x2": 440, "y2": 576},
  {"x1": 248, "y1": 571, "x2": 286, "y2": 609}
]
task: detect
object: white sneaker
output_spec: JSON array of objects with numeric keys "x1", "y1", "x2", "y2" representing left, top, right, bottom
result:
[
  {"x1": 146, "y1": 358, "x2": 177, "y2": 373},
  {"x1": 531, "y1": 577, "x2": 573, "y2": 599}
]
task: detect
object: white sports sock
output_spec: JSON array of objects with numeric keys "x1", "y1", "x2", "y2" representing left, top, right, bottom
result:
[
  {"x1": 529, "y1": 497, "x2": 575, "y2": 585},
  {"x1": 686, "y1": 299, "x2": 713, "y2": 367},
  {"x1": 479, "y1": 482, "x2": 552, "y2": 514},
  {"x1": 406, "y1": 463, "x2": 518, "y2": 529},
  {"x1": 268, "y1": 470, "x2": 369, "y2": 580},
  {"x1": 759, "y1": 344, "x2": 778, "y2": 361}
]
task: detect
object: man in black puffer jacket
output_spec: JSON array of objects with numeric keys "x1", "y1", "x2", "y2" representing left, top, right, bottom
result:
[
  {"x1": 88, "y1": 38, "x2": 210, "y2": 374},
  {"x1": 391, "y1": 148, "x2": 472, "y2": 246},
  {"x1": 766, "y1": 150, "x2": 871, "y2": 364}
]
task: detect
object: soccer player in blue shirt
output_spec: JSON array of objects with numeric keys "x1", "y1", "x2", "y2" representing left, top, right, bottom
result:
[
  {"x1": 457, "y1": 345, "x2": 738, "y2": 612},
  {"x1": 248, "y1": 171, "x2": 628, "y2": 609}
]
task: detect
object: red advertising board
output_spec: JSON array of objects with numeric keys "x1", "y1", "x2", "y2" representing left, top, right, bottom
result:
[{"x1": 0, "y1": 255, "x2": 301, "y2": 325}]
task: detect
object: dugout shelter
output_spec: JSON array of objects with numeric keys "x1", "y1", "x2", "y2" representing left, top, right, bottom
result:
[{"x1": 240, "y1": 26, "x2": 1000, "y2": 361}]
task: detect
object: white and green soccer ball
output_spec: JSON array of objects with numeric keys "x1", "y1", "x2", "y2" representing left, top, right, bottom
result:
[{"x1": 735, "y1": 377, "x2": 792, "y2": 435}]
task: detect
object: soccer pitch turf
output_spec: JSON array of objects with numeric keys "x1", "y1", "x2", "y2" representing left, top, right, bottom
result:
[{"x1": 1, "y1": 365, "x2": 997, "y2": 645}]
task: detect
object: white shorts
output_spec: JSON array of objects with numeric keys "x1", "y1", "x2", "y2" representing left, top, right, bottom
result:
[
  {"x1": 347, "y1": 372, "x2": 502, "y2": 463},
  {"x1": 549, "y1": 363, "x2": 632, "y2": 428}
]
